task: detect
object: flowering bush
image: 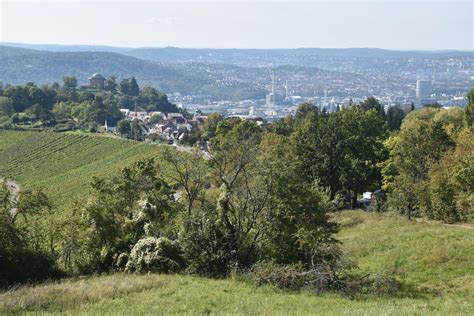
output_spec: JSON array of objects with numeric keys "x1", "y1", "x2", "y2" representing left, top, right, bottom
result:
[{"x1": 125, "y1": 237, "x2": 184, "y2": 273}]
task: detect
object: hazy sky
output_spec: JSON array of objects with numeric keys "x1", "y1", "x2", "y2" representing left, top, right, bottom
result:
[{"x1": 0, "y1": 0, "x2": 472, "y2": 50}]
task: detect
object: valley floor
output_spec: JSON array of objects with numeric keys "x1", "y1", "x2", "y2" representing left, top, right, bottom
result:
[{"x1": 1, "y1": 211, "x2": 473, "y2": 315}]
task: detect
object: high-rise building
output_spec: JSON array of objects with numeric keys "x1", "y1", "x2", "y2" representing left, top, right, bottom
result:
[{"x1": 416, "y1": 80, "x2": 432, "y2": 99}]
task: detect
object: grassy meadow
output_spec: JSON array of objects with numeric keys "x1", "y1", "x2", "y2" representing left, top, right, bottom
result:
[{"x1": 1, "y1": 211, "x2": 473, "y2": 315}]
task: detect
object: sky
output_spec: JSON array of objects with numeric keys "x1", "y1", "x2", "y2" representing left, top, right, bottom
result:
[{"x1": 0, "y1": 0, "x2": 472, "y2": 50}]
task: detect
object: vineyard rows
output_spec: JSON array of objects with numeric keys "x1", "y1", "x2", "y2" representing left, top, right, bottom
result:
[{"x1": 0, "y1": 130, "x2": 166, "y2": 205}]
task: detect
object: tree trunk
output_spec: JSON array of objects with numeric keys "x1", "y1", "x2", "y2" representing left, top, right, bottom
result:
[{"x1": 351, "y1": 192, "x2": 358, "y2": 209}]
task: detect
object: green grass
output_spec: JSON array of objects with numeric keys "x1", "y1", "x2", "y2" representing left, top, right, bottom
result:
[
  {"x1": 334, "y1": 211, "x2": 474, "y2": 297},
  {"x1": 0, "y1": 130, "x2": 167, "y2": 205},
  {"x1": 1, "y1": 130, "x2": 473, "y2": 314},
  {"x1": 1, "y1": 211, "x2": 473, "y2": 315}
]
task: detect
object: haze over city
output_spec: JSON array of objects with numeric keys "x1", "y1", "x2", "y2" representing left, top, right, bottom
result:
[{"x1": 1, "y1": 0, "x2": 473, "y2": 50}]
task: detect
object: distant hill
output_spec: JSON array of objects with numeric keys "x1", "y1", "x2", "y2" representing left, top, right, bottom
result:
[
  {"x1": 0, "y1": 46, "x2": 271, "y2": 100},
  {"x1": 0, "y1": 46, "x2": 213, "y2": 94},
  {"x1": 2, "y1": 42, "x2": 472, "y2": 66},
  {"x1": 125, "y1": 47, "x2": 474, "y2": 66}
]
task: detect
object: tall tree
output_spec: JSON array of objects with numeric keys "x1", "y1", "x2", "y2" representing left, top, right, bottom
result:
[
  {"x1": 62, "y1": 76, "x2": 77, "y2": 91},
  {"x1": 465, "y1": 88, "x2": 474, "y2": 128},
  {"x1": 387, "y1": 105, "x2": 405, "y2": 131},
  {"x1": 293, "y1": 106, "x2": 388, "y2": 207},
  {"x1": 104, "y1": 75, "x2": 118, "y2": 92},
  {"x1": 120, "y1": 79, "x2": 130, "y2": 96},
  {"x1": 129, "y1": 77, "x2": 140, "y2": 97},
  {"x1": 360, "y1": 96, "x2": 386, "y2": 120}
]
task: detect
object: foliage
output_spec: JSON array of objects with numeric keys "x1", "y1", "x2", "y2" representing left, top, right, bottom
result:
[
  {"x1": 0, "y1": 181, "x2": 62, "y2": 286},
  {"x1": 293, "y1": 105, "x2": 388, "y2": 207},
  {"x1": 386, "y1": 105, "x2": 405, "y2": 131},
  {"x1": 63, "y1": 158, "x2": 177, "y2": 273},
  {"x1": 1, "y1": 211, "x2": 473, "y2": 314},
  {"x1": 428, "y1": 128, "x2": 474, "y2": 221},
  {"x1": 125, "y1": 237, "x2": 184, "y2": 273},
  {"x1": 1, "y1": 77, "x2": 177, "y2": 131},
  {"x1": 117, "y1": 119, "x2": 130, "y2": 136},
  {"x1": 0, "y1": 46, "x2": 264, "y2": 101},
  {"x1": 360, "y1": 96, "x2": 386, "y2": 120},
  {"x1": 383, "y1": 107, "x2": 472, "y2": 222},
  {"x1": 465, "y1": 88, "x2": 474, "y2": 128}
]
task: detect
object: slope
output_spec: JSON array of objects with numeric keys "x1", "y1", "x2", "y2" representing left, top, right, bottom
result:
[
  {"x1": 0, "y1": 130, "x2": 167, "y2": 205},
  {"x1": 0, "y1": 45, "x2": 211, "y2": 94},
  {"x1": 0, "y1": 211, "x2": 473, "y2": 315}
]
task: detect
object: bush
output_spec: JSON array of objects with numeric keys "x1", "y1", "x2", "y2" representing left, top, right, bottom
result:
[
  {"x1": 368, "y1": 267, "x2": 407, "y2": 297},
  {"x1": 0, "y1": 247, "x2": 62, "y2": 287},
  {"x1": 252, "y1": 261, "x2": 339, "y2": 293},
  {"x1": 252, "y1": 261, "x2": 409, "y2": 297},
  {"x1": 125, "y1": 237, "x2": 184, "y2": 273},
  {"x1": 181, "y1": 206, "x2": 234, "y2": 278}
]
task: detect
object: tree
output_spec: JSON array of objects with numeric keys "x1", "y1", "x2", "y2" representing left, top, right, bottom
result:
[
  {"x1": 295, "y1": 102, "x2": 318, "y2": 123},
  {"x1": 465, "y1": 88, "x2": 474, "y2": 128},
  {"x1": 293, "y1": 113, "x2": 344, "y2": 196},
  {"x1": 25, "y1": 104, "x2": 50, "y2": 121},
  {"x1": 117, "y1": 119, "x2": 131, "y2": 136},
  {"x1": 0, "y1": 96, "x2": 13, "y2": 116},
  {"x1": 360, "y1": 96, "x2": 386, "y2": 120},
  {"x1": 423, "y1": 102, "x2": 442, "y2": 108},
  {"x1": 266, "y1": 114, "x2": 294, "y2": 136},
  {"x1": 120, "y1": 79, "x2": 130, "y2": 96},
  {"x1": 138, "y1": 86, "x2": 177, "y2": 113},
  {"x1": 104, "y1": 75, "x2": 118, "y2": 92},
  {"x1": 190, "y1": 121, "x2": 341, "y2": 273},
  {"x1": 428, "y1": 128, "x2": 474, "y2": 222},
  {"x1": 62, "y1": 76, "x2": 77, "y2": 91},
  {"x1": 201, "y1": 113, "x2": 223, "y2": 140},
  {"x1": 385, "y1": 110, "x2": 455, "y2": 219},
  {"x1": 64, "y1": 158, "x2": 177, "y2": 272},
  {"x1": 129, "y1": 77, "x2": 140, "y2": 97},
  {"x1": 337, "y1": 107, "x2": 388, "y2": 208},
  {"x1": 386, "y1": 105, "x2": 405, "y2": 131},
  {"x1": 4, "y1": 85, "x2": 31, "y2": 112},
  {"x1": 130, "y1": 120, "x2": 143, "y2": 140},
  {"x1": 161, "y1": 148, "x2": 208, "y2": 215},
  {"x1": 293, "y1": 106, "x2": 388, "y2": 207},
  {"x1": 0, "y1": 183, "x2": 60, "y2": 286},
  {"x1": 256, "y1": 134, "x2": 339, "y2": 265}
]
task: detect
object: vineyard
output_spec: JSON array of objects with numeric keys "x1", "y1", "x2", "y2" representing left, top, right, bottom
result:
[{"x1": 0, "y1": 130, "x2": 167, "y2": 204}]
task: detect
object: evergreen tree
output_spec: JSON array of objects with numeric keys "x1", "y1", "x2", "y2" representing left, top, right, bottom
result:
[
  {"x1": 387, "y1": 105, "x2": 405, "y2": 131},
  {"x1": 129, "y1": 77, "x2": 140, "y2": 97},
  {"x1": 465, "y1": 88, "x2": 474, "y2": 128}
]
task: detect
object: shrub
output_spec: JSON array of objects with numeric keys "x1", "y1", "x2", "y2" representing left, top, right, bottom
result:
[
  {"x1": 369, "y1": 268, "x2": 407, "y2": 297},
  {"x1": 181, "y1": 224, "x2": 233, "y2": 277},
  {"x1": 125, "y1": 237, "x2": 184, "y2": 273},
  {"x1": 0, "y1": 246, "x2": 62, "y2": 287},
  {"x1": 252, "y1": 261, "x2": 339, "y2": 293},
  {"x1": 180, "y1": 205, "x2": 234, "y2": 278}
]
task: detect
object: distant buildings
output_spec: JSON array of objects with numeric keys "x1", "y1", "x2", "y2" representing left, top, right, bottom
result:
[
  {"x1": 88, "y1": 73, "x2": 106, "y2": 89},
  {"x1": 416, "y1": 80, "x2": 432, "y2": 99}
]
